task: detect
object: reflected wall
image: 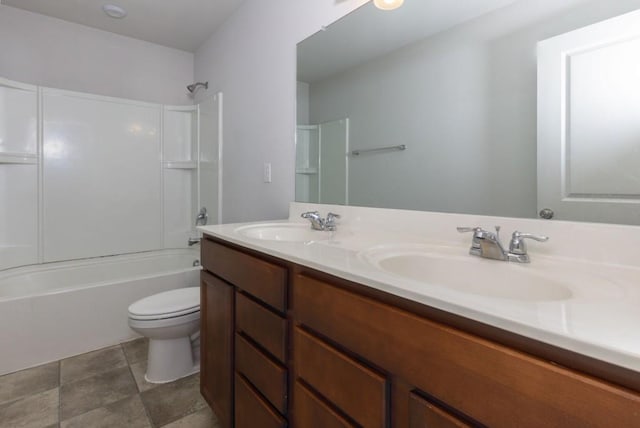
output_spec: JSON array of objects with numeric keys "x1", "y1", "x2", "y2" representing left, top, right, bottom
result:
[{"x1": 299, "y1": 0, "x2": 640, "y2": 221}]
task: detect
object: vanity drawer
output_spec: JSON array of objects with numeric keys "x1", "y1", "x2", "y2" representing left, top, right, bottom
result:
[
  {"x1": 236, "y1": 292, "x2": 287, "y2": 363},
  {"x1": 293, "y1": 381, "x2": 354, "y2": 428},
  {"x1": 201, "y1": 237, "x2": 287, "y2": 312},
  {"x1": 293, "y1": 274, "x2": 640, "y2": 427},
  {"x1": 408, "y1": 392, "x2": 472, "y2": 428},
  {"x1": 294, "y1": 327, "x2": 388, "y2": 428},
  {"x1": 235, "y1": 373, "x2": 286, "y2": 428},
  {"x1": 236, "y1": 333, "x2": 287, "y2": 414}
]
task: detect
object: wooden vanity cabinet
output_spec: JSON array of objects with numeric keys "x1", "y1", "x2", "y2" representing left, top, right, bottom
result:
[
  {"x1": 201, "y1": 235, "x2": 640, "y2": 427},
  {"x1": 292, "y1": 273, "x2": 640, "y2": 427},
  {"x1": 200, "y1": 237, "x2": 290, "y2": 428}
]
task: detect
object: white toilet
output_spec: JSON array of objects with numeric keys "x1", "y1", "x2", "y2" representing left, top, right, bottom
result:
[{"x1": 128, "y1": 287, "x2": 200, "y2": 383}]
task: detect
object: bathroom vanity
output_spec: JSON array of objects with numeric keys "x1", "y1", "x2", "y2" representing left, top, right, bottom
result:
[{"x1": 199, "y1": 204, "x2": 640, "y2": 427}]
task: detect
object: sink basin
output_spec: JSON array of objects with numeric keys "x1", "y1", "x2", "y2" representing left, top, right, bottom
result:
[
  {"x1": 235, "y1": 223, "x2": 331, "y2": 243},
  {"x1": 359, "y1": 245, "x2": 573, "y2": 302}
]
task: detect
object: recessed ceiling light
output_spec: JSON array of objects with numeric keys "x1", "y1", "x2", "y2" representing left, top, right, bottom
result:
[
  {"x1": 373, "y1": 0, "x2": 404, "y2": 11},
  {"x1": 102, "y1": 4, "x2": 127, "y2": 19}
]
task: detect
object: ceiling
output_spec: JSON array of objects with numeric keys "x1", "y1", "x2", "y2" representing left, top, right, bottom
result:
[
  {"x1": 1, "y1": 0, "x2": 247, "y2": 52},
  {"x1": 298, "y1": 0, "x2": 519, "y2": 83}
]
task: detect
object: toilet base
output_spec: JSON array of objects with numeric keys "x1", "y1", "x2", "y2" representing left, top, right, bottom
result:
[{"x1": 145, "y1": 336, "x2": 200, "y2": 384}]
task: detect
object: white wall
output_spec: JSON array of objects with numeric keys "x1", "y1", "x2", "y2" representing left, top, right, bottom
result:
[
  {"x1": 0, "y1": 5, "x2": 194, "y2": 105},
  {"x1": 194, "y1": 0, "x2": 368, "y2": 223}
]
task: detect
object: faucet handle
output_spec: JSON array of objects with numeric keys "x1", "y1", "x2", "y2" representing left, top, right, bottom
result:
[
  {"x1": 196, "y1": 207, "x2": 208, "y2": 226},
  {"x1": 457, "y1": 227, "x2": 488, "y2": 250},
  {"x1": 325, "y1": 212, "x2": 341, "y2": 231},
  {"x1": 457, "y1": 226, "x2": 490, "y2": 238},
  {"x1": 301, "y1": 211, "x2": 320, "y2": 218},
  {"x1": 457, "y1": 226, "x2": 488, "y2": 235},
  {"x1": 301, "y1": 211, "x2": 324, "y2": 230},
  {"x1": 509, "y1": 231, "x2": 549, "y2": 255}
]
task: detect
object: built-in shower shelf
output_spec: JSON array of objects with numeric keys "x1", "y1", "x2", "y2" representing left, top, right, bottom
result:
[
  {"x1": 163, "y1": 161, "x2": 197, "y2": 170},
  {"x1": 295, "y1": 167, "x2": 318, "y2": 175},
  {"x1": 0, "y1": 152, "x2": 38, "y2": 165}
]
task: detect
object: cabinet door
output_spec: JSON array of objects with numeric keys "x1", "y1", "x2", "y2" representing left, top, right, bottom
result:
[{"x1": 200, "y1": 271, "x2": 234, "y2": 428}]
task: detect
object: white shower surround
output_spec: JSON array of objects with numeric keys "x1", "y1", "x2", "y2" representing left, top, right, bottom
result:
[
  {"x1": 0, "y1": 249, "x2": 201, "y2": 376},
  {"x1": 0, "y1": 76, "x2": 223, "y2": 271}
]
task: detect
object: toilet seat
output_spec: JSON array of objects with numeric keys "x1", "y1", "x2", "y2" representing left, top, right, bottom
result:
[
  {"x1": 128, "y1": 309, "x2": 200, "y2": 329},
  {"x1": 128, "y1": 287, "x2": 200, "y2": 321},
  {"x1": 128, "y1": 307, "x2": 200, "y2": 321}
]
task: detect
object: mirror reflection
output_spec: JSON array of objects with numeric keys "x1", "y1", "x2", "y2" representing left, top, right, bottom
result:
[{"x1": 296, "y1": 0, "x2": 640, "y2": 225}]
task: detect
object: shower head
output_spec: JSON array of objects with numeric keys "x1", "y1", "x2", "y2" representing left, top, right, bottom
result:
[{"x1": 187, "y1": 82, "x2": 208, "y2": 93}]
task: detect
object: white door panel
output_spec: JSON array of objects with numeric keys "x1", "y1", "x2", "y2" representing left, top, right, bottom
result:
[{"x1": 538, "y1": 9, "x2": 640, "y2": 224}]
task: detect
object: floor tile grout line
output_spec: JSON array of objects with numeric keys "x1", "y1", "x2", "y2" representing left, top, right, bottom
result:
[
  {"x1": 58, "y1": 346, "x2": 141, "y2": 425},
  {"x1": 121, "y1": 342, "x2": 141, "y2": 393},
  {"x1": 0, "y1": 362, "x2": 57, "y2": 409},
  {"x1": 122, "y1": 341, "x2": 156, "y2": 427}
]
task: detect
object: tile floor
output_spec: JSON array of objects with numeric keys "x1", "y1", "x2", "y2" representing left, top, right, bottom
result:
[{"x1": 0, "y1": 338, "x2": 220, "y2": 428}]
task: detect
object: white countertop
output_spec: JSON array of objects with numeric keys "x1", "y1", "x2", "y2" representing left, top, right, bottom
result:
[{"x1": 199, "y1": 203, "x2": 640, "y2": 373}]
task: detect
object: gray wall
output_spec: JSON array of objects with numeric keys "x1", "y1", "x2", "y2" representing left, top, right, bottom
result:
[
  {"x1": 0, "y1": 5, "x2": 194, "y2": 105},
  {"x1": 193, "y1": 0, "x2": 368, "y2": 223},
  {"x1": 307, "y1": 0, "x2": 640, "y2": 218}
]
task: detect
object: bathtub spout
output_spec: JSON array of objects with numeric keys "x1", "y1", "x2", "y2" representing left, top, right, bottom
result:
[{"x1": 188, "y1": 238, "x2": 201, "y2": 247}]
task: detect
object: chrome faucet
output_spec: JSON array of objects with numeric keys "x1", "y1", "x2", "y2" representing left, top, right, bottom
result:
[
  {"x1": 301, "y1": 211, "x2": 341, "y2": 231},
  {"x1": 188, "y1": 237, "x2": 201, "y2": 246},
  {"x1": 457, "y1": 226, "x2": 548, "y2": 263}
]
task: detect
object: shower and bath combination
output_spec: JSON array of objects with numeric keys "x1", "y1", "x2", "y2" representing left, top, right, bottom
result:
[{"x1": 187, "y1": 81, "x2": 208, "y2": 93}]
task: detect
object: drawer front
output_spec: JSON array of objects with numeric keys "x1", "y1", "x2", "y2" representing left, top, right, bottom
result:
[
  {"x1": 409, "y1": 392, "x2": 473, "y2": 428},
  {"x1": 235, "y1": 373, "x2": 286, "y2": 428},
  {"x1": 236, "y1": 292, "x2": 287, "y2": 363},
  {"x1": 202, "y1": 237, "x2": 287, "y2": 311},
  {"x1": 294, "y1": 327, "x2": 388, "y2": 428},
  {"x1": 236, "y1": 333, "x2": 287, "y2": 414},
  {"x1": 294, "y1": 274, "x2": 640, "y2": 428},
  {"x1": 294, "y1": 381, "x2": 355, "y2": 428}
]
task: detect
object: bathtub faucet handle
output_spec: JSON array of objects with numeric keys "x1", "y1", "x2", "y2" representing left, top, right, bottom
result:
[{"x1": 195, "y1": 207, "x2": 208, "y2": 226}]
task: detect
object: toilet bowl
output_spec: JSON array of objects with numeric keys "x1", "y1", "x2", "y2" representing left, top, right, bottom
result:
[{"x1": 128, "y1": 287, "x2": 200, "y2": 383}]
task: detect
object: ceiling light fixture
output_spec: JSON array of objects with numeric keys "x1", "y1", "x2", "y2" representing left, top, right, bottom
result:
[
  {"x1": 102, "y1": 4, "x2": 127, "y2": 19},
  {"x1": 373, "y1": 0, "x2": 404, "y2": 11}
]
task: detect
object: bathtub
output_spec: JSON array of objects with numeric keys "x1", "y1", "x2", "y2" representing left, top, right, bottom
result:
[{"x1": 0, "y1": 249, "x2": 201, "y2": 376}]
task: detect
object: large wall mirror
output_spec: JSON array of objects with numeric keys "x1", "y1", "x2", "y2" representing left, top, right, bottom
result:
[{"x1": 296, "y1": 0, "x2": 640, "y2": 225}]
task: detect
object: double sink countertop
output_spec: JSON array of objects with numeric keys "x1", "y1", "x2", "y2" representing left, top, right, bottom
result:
[{"x1": 198, "y1": 202, "x2": 640, "y2": 373}]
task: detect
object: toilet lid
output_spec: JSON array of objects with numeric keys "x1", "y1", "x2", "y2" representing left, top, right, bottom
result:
[{"x1": 128, "y1": 287, "x2": 200, "y2": 318}]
